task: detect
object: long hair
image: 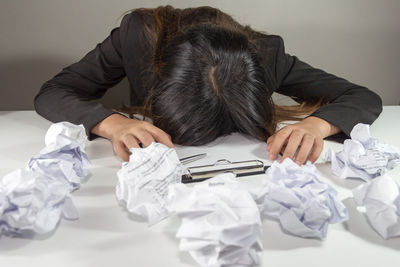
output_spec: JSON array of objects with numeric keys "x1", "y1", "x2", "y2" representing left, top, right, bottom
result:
[{"x1": 116, "y1": 5, "x2": 322, "y2": 145}]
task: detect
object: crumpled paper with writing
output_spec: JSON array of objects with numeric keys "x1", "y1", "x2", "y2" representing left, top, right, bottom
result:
[
  {"x1": 258, "y1": 158, "x2": 348, "y2": 239},
  {"x1": 326, "y1": 123, "x2": 400, "y2": 181},
  {"x1": 0, "y1": 122, "x2": 90, "y2": 237},
  {"x1": 353, "y1": 174, "x2": 400, "y2": 239},
  {"x1": 167, "y1": 173, "x2": 262, "y2": 267},
  {"x1": 116, "y1": 142, "x2": 183, "y2": 225}
]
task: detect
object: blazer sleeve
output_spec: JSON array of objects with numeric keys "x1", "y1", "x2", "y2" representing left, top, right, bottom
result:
[
  {"x1": 34, "y1": 13, "x2": 135, "y2": 140},
  {"x1": 273, "y1": 36, "x2": 383, "y2": 137}
]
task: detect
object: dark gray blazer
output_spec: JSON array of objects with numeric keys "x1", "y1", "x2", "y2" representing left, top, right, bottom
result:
[{"x1": 34, "y1": 11, "x2": 383, "y2": 141}]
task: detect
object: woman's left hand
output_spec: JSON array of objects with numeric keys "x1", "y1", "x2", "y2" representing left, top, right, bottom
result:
[{"x1": 266, "y1": 116, "x2": 340, "y2": 165}]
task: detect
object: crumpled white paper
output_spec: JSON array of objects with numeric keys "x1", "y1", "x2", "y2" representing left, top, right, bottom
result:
[
  {"x1": 167, "y1": 173, "x2": 262, "y2": 267},
  {"x1": 116, "y1": 142, "x2": 183, "y2": 225},
  {"x1": 44, "y1": 121, "x2": 87, "y2": 148},
  {"x1": 0, "y1": 169, "x2": 78, "y2": 236},
  {"x1": 28, "y1": 122, "x2": 91, "y2": 191},
  {"x1": 258, "y1": 158, "x2": 348, "y2": 239},
  {"x1": 353, "y1": 174, "x2": 400, "y2": 239},
  {"x1": 327, "y1": 123, "x2": 400, "y2": 181},
  {"x1": 0, "y1": 122, "x2": 90, "y2": 237}
]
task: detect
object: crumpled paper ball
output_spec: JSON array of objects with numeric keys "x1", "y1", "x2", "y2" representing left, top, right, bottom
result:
[
  {"x1": 0, "y1": 121, "x2": 90, "y2": 237},
  {"x1": 167, "y1": 173, "x2": 263, "y2": 267},
  {"x1": 116, "y1": 142, "x2": 183, "y2": 225},
  {"x1": 28, "y1": 122, "x2": 91, "y2": 191},
  {"x1": 353, "y1": 174, "x2": 400, "y2": 239},
  {"x1": 0, "y1": 169, "x2": 78, "y2": 237},
  {"x1": 326, "y1": 123, "x2": 400, "y2": 181},
  {"x1": 258, "y1": 158, "x2": 348, "y2": 239}
]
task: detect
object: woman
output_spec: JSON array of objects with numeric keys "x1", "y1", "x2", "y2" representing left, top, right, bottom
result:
[{"x1": 34, "y1": 5, "x2": 382, "y2": 164}]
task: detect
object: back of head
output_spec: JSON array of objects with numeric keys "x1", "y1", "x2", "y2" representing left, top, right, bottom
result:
[
  {"x1": 117, "y1": 6, "x2": 323, "y2": 145},
  {"x1": 149, "y1": 22, "x2": 275, "y2": 145}
]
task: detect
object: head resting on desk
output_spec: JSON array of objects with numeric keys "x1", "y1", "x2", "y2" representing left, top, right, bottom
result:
[
  {"x1": 125, "y1": 6, "x2": 321, "y2": 145},
  {"x1": 147, "y1": 23, "x2": 276, "y2": 145}
]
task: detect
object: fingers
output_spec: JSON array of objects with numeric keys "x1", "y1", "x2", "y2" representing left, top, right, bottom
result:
[
  {"x1": 143, "y1": 123, "x2": 174, "y2": 148},
  {"x1": 266, "y1": 136, "x2": 275, "y2": 152},
  {"x1": 268, "y1": 128, "x2": 293, "y2": 160},
  {"x1": 266, "y1": 136, "x2": 273, "y2": 145},
  {"x1": 110, "y1": 118, "x2": 175, "y2": 162},
  {"x1": 280, "y1": 130, "x2": 304, "y2": 162},
  {"x1": 267, "y1": 125, "x2": 324, "y2": 165},
  {"x1": 122, "y1": 134, "x2": 140, "y2": 149},
  {"x1": 294, "y1": 134, "x2": 315, "y2": 165},
  {"x1": 113, "y1": 140, "x2": 131, "y2": 162},
  {"x1": 116, "y1": 134, "x2": 140, "y2": 162},
  {"x1": 308, "y1": 137, "x2": 324, "y2": 163},
  {"x1": 135, "y1": 130, "x2": 155, "y2": 147}
]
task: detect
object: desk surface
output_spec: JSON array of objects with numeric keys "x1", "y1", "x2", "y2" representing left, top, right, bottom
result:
[{"x1": 0, "y1": 107, "x2": 399, "y2": 267}]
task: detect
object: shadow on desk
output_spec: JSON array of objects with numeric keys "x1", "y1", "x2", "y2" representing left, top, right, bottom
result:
[
  {"x1": 0, "y1": 226, "x2": 58, "y2": 252},
  {"x1": 317, "y1": 163, "x2": 365, "y2": 190},
  {"x1": 343, "y1": 197, "x2": 400, "y2": 251},
  {"x1": 261, "y1": 219, "x2": 323, "y2": 250}
]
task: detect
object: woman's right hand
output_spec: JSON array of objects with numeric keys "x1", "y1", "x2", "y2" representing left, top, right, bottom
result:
[{"x1": 91, "y1": 114, "x2": 174, "y2": 161}]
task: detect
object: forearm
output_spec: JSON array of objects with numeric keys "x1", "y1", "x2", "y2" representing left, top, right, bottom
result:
[
  {"x1": 34, "y1": 83, "x2": 117, "y2": 140},
  {"x1": 309, "y1": 89, "x2": 382, "y2": 137},
  {"x1": 273, "y1": 37, "x2": 382, "y2": 136}
]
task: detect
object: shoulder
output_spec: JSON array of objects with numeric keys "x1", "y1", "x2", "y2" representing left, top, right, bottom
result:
[
  {"x1": 253, "y1": 33, "x2": 285, "y2": 64},
  {"x1": 254, "y1": 33, "x2": 283, "y2": 48},
  {"x1": 118, "y1": 10, "x2": 154, "y2": 65},
  {"x1": 119, "y1": 10, "x2": 149, "y2": 41},
  {"x1": 253, "y1": 34, "x2": 287, "y2": 88}
]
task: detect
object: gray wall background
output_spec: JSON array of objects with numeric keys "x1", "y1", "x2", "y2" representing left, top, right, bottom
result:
[{"x1": 1, "y1": 0, "x2": 399, "y2": 110}]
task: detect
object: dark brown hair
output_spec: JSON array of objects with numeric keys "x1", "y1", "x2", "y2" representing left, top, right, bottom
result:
[{"x1": 116, "y1": 5, "x2": 322, "y2": 145}]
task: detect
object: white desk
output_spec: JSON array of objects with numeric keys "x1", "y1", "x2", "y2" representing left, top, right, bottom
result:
[{"x1": 0, "y1": 107, "x2": 399, "y2": 267}]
